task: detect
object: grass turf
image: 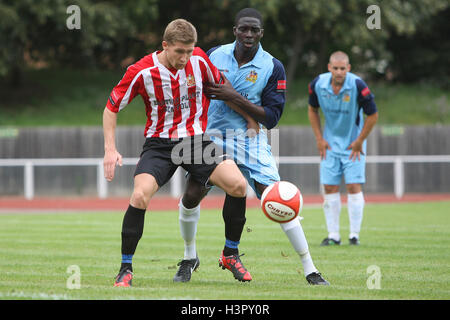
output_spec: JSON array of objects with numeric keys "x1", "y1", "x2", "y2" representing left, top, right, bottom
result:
[{"x1": 0, "y1": 201, "x2": 449, "y2": 300}]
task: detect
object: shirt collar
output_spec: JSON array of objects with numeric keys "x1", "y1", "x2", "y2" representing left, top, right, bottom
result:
[
  {"x1": 321, "y1": 72, "x2": 353, "y2": 94},
  {"x1": 227, "y1": 41, "x2": 264, "y2": 69}
]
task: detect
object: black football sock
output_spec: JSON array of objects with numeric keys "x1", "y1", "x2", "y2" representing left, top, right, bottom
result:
[
  {"x1": 222, "y1": 194, "x2": 246, "y2": 256},
  {"x1": 120, "y1": 205, "x2": 146, "y2": 271}
]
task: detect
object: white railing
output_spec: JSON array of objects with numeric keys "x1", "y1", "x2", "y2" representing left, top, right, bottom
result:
[
  {"x1": 0, "y1": 155, "x2": 449, "y2": 200},
  {"x1": 276, "y1": 155, "x2": 450, "y2": 198}
]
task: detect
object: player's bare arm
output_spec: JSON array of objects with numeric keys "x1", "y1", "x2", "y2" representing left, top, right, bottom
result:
[
  {"x1": 226, "y1": 100, "x2": 260, "y2": 135},
  {"x1": 103, "y1": 107, "x2": 123, "y2": 181},
  {"x1": 348, "y1": 111, "x2": 378, "y2": 161},
  {"x1": 308, "y1": 105, "x2": 330, "y2": 160},
  {"x1": 205, "y1": 73, "x2": 259, "y2": 133},
  {"x1": 205, "y1": 73, "x2": 261, "y2": 133},
  {"x1": 205, "y1": 73, "x2": 266, "y2": 124}
]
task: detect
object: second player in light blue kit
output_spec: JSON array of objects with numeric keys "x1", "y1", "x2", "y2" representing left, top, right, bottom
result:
[
  {"x1": 173, "y1": 8, "x2": 329, "y2": 285},
  {"x1": 308, "y1": 51, "x2": 378, "y2": 246}
]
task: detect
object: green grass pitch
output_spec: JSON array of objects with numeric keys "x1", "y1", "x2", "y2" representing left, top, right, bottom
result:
[{"x1": 0, "y1": 201, "x2": 449, "y2": 300}]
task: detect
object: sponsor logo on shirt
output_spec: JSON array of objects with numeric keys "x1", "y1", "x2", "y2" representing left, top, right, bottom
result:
[
  {"x1": 150, "y1": 91, "x2": 201, "y2": 113},
  {"x1": 240, "y1": 92, "x2": 249, "y2": 99},
  {"x1": 155, "y1": 83, "x2": 171, "y2": 89},
  {"x1": 361, "y1": 87, "x2": 371, "y2": 97},
  {"x1": 277, "y1": 80, "x2": 286, "y2": 91}
]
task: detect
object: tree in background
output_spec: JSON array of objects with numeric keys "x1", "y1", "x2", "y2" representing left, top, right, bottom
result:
[
  {"x1": 386, "y1": 6, "x2": 450, "y2": 87},
  {"x1": 0, "y1": 0, "x2": 158, "y2": 85},
  {"x1": 0, "y1": 0, "x2": 448, "y2": 89},
  {"x1": 249, "y1": 0, "x2": 449, "y2": 89}
]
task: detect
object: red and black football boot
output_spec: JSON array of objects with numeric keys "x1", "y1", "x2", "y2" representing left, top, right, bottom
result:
[
  {"x1": 114, "y1": 268, "x2": 133, "y2": 287},
  {"x1": 218, "y1": 251, "x2": 252, "y2": 282}
]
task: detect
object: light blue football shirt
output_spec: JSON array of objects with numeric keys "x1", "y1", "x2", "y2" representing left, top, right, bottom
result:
[
  {"x1": 204, "y1": 41, "x2": 287, "y2": 193},
  {"x1": 206, "y1": 41, "x2": 286, "y2": 134},
  {"x1": 308, "y1": 72, "x2": 377, "y2": 157}
]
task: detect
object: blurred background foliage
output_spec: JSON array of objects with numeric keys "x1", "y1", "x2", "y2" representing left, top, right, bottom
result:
[{"x1": 1, "y1": 0, "x2": 448, "y2": 86}]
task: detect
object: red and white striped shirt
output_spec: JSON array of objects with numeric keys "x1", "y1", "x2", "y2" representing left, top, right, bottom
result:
[{"x1": 106, "y1": 47, "x2": 222, "y2": 139}]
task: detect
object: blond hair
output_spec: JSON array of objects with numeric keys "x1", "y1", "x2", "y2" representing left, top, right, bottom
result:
[{"x1": 163, "y1": 19, "x2": 197, "y2": 45}]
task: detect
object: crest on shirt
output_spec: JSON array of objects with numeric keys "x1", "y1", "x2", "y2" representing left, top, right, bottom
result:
[
  {"x1": 245, "y1": 70, "x2": 258, "y2": 83},
  {"x1": 343, "y1": 94, "x2": 350, "y2": 102},
  {"x1": 186, "y1": 74, "x2": 196, "y2": 87}
]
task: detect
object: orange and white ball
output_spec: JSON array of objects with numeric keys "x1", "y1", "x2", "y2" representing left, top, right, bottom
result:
[{"x1": 260, "y1": 181, "x2": 303, "y2": 223}]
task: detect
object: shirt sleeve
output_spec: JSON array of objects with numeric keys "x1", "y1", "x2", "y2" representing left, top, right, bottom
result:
[
  {"x1": 355, "y1": 78, "x2": 377, "y2": 115},
  {"x1": 194, "y1": 47, "x2": 223, "y2": 85},
  {"x1": 260, "y1": 58, "x2": 286, "y2": 129},
  {"x1": 308, "y1": 76, "x2": 320, "y2": 108},
  {"x1": 106, "y1": 64, "x2": 142, "y2": 113},
  {"x1": 206, "y1": 46, "x2": 221, "y2": 57}
]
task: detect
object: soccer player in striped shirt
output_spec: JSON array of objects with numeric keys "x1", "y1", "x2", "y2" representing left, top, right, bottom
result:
[
  {"x1": 174, "y1": 8, "x2": 329, "y2": 285},
  {"x1": 103, "y1": 19, "x2": 250, "y2": 287},
  {"x1": 308, "y1": 51, "x2": 378, "y2": 246}
]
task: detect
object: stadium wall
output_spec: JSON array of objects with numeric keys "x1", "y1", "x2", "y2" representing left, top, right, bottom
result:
[{"x1": 1, "y1": 126, "x2": 449, "y2": 196}]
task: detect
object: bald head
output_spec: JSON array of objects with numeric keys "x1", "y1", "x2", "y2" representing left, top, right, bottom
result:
[
  {"x1": 329, "y1": 51, "x2": 349, "y2": 64},
  {"x1": 328, "y1": 51, "x2": 351, "y2": 86}
]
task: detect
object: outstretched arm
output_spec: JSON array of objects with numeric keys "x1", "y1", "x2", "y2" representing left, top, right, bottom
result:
[{"x1": 103, "y1": 107, "x2": 123, "y2": 181}]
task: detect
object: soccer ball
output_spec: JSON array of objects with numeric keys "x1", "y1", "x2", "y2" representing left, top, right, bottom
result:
[{"x1": 260, "y1": 181, "x2": 303, "y2": 223}]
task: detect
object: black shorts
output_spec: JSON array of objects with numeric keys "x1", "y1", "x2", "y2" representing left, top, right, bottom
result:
[{"x1": 134, "y1": 135, "x2": 225, "y2": 188}]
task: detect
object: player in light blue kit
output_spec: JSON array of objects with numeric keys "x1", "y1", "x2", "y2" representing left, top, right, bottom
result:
[
  {"x1": 308, "y1": 51, "x2": 378, "y2": 246},
  {"x1": 173, "y1": 8, "x2": 328, "y2": 285}
]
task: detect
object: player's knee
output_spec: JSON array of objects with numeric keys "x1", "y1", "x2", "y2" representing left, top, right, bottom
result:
[
  {"x1": 182, "y1": 190, "x2": 203, "y2": 209},
  {"x1": 228, "y1": 177, "x2": 247, "y2": 198},
  {"x1": 324, "y1": 184, "x2": 340, "y2": 194},
  {"x1": 131, "y1": 188, "x2": 150, "y2": 209},
  {"x1": 346, "y1": 183, "x2": 362, "y2": 194}
]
